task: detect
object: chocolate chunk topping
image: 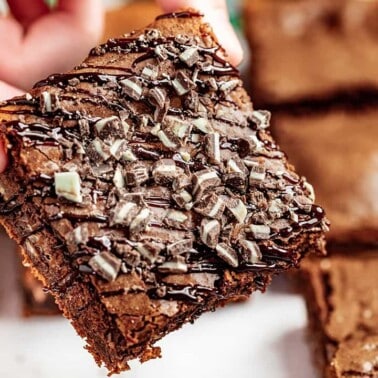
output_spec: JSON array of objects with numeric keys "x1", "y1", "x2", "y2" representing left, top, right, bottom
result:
[
  {"x1": 215, "y1": 243, "x2": 239, "y2": 268},
  {"x1": 152, "y1": 159, "x2": 179, "y2": 185},
  {"x1": 194, "y1": 193, "x2": 225, "y2": 220},
  {"x1": 120, "y1": 77, "x2": 143, "y2": 100},
  {"x1": 172, "y1": 71, "x2": 195, "y2": 96},
  {"x1": 200, "y1": 218, "x2": 220, "y2": 248},
  {"x1": 179, "y1": 46, "x2": 200, "y2": 67},
  {"x1": 88, "y1": 251, "x2": 122, "y2": 282},
  {"x1": 125, "y1": 162, "x2": 149, "y2": 186}
]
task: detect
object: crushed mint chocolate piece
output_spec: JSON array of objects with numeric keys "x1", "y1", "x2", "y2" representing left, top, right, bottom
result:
[
  {"x1": 204, "y1": 133, "x2": 221, "y2": 164},
  {"x1": 158, "y1": 258, "x2": 188, "y2": 274},
  {"x1": 141, "y1": 64, "x2": 159, "y2": 80},
  {"x1": 219, "y1": 79, "x2": 240, "y2": 94},
  {"x1": 172, "y1": 71, "x2": 195, "y2": 96},
  {"x1": 249, "y1": 161, "x2": 266, "y2": 183},
  {"x1": 194, "y1": 193, "x2": 225, "y2": 220},
  {"x1": 239, "y1": 240, "x2": 262, "y2": 264},
  {"x1": 226, "y1": 198, "x2": 248, "y2": 223},
  {"x1": 54, "y1": 172, "x2": 82, "y2": 203},
  {"x1": 152, "y1": 159, "x2": 179, "y2": 185},
  {"x1": 120, "y1": 77, "x2": 143, "y2": 100},
  {"x1": 215, "y1": 243, "x2": 239, "y2": 267},
  {"x1": 179, "y1": 46, "x2": 199, "y2": 67},
  {"x1": 88, "y1": 251, "x2": 121, "y2": 282},
  {"x1": 148, "y1": 87, "x2": 166, "y2": 109},
  {"x1": 251, "y1": 110, "x2": 271, "y2": 130},
  {"x1": 88, "y1": 138, "x2": 111, "y2": 162},
  {"x1": 125, "y1": 162, "x2": 149, "y2": 186},
  {"x1": 167, "y1": 239, "x2": 193, "y2": 256},
  {"x1": 249, "y1": 224, "x2": 271, "y2": 240},
  {"x1": 110, "y1": 201, "x2": 139, "y2": 226},
  {"x1": 40, "y1": 91, "x2": 60, "y2": 113},
  {"x1": 129, "y1": 208, "x2": 150, "y2": 235},
  {"x1": 172, "y1": 190, "x2": 192, "y2": 208},
  {"x1": 200, "y1": 218, "x2": 220, "y2": 248},
  {"x1": 136, "y1": 241, "x2": 164, "y2": 263},
  {"x1": 193, "y1": 169, "x2": 221, "y2": 199},
  {"x1": 173, "y1": 173, "x2": 192, "y2": 192}
]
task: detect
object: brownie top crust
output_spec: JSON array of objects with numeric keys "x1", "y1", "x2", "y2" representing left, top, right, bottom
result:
[{"x1": 0, "y1": 10, "x2": 327, "y2": 372}]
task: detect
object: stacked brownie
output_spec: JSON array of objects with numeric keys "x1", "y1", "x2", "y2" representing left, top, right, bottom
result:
[{"x1": 245, "y1": 0, "x2": 378, "y2": 376}]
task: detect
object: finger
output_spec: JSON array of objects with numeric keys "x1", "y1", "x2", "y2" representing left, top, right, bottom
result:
[
  {"x1": 0, "y1": 80, "x2": 24, "y2": 101},
  {"x1": 0, "y1": 80, "x2": 23, "y2": 173},
  {"x1": 0, "y1": 141, "x2": 8, "y2": 173},
  {"x1": 7, "y1": 0, "x2": 49, "y2": 28},
  {"x1": 0, "y1": 0, "x2": 103, "y2": 90},
  {"x1": 56, "y1": 0, "x2": 104, "y2": 38},
  {"x1": 156, "y1": 0, "x2": 243, "y2": 65}
]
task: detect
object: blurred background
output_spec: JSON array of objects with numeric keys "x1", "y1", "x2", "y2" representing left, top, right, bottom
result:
[{"x1": 0, "y1": 0, "x2": 377, "y2": 377}]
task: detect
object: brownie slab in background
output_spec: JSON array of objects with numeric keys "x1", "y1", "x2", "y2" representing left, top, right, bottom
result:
[
  {"x1": 244, "y1": 0, "x2": 378, "y2": 107},
  {"x1": 274, "y1": 106, "x2": 378, "y2": 245},
  {"x1": 300, "y1": 251, "x2": 378, "y2": 378},
  {"x1": 0, "y1": 11, "x2": 327, "y2": 373}
]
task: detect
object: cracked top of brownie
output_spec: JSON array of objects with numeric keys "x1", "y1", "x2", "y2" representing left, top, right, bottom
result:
[{"x1": 0, "y1": 10, "x2": 327, "y2": 373}]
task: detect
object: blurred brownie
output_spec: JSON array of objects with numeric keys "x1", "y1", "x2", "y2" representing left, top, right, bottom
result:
[
  {"x1": 0, "y1": 11, "x2": 327, "y2": 373},
  {"x1": 244, "y1": 0, "x2": 378, "y2": 107},
  {"x1": 102, "y1": 0, "x2": 161, "y2": 42},
  {"x1": 273, "y1": 107, "x2": 378, "y2": 245},
  {"x1": 300, "y1": 251, "x2": 378, "y2": 377},
  {"x1": 21, "y1": 267, "x2": 59, "y2": 316}
]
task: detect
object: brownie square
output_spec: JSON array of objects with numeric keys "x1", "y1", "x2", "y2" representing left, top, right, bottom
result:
[
  {"x1": 273, "y1": 107, "x2": 378, "y2": 245},
  {"x1": 244, "y1": 0, "x2": 378, "y2": 107},
  {"x1": 0, "y1": 11, "x2": 327, "y2": 373},
  {"x1": 300, "y1": 250, "x2": 378, "y2": 377}
]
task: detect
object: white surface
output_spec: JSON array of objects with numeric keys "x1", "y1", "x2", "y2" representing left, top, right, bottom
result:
[{"x1": 0, "y1": 232, "x2": 317, "y2": 378}]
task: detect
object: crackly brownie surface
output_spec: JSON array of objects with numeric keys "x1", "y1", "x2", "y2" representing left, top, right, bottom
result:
[
  {"x1": 0, "y1": 11, "x2": 327, "y2": 373},
  {"x1": 301, "y1": 252, "x2": 378, "y2": 377},
  {"x1": 244, "y1": 0, "x2": 378, "y2": 107},
  {"x1": 274, "y1": 107, "x2": 378, "y2": 245}
]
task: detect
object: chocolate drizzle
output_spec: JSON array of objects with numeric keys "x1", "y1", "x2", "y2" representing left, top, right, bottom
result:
[{"x1": 0, "y1": 18, "x2": 327, "y2": 306}]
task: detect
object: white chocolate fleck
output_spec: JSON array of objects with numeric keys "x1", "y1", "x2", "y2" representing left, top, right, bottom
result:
[
  {"x1": 95, "y1": 116, "x2": 118, "y2": 134},
  {"x1": 54, "y1": 172, "x2": 82, "y2": 203},
  {"x1": 113, "y1": 202, "x2": 137, "y2": 225},
  {"x1": 227, "y1": 159, "x2": 243, "y2": 173},
  {"x1": 167, "y1": 210, "x2": 188, "y2": 223},
  {"x1": 192, "y1": 117, "x2": 214, "y2": 133},
  {"x1": 228, "y1": 199, "x2": 248, "y2": 223},
  {"x1": 241, "y1": 240, "x2": 262, "y2": 263},
  {"x1": 157, "y1": 130, "x2": 177, "y2": 149},
  {"x1": 249, "y1": 224, "x2": 270, "y2": 240},
  {"x1": 130, "y1": 208, "x2": 150, "y2": 231},
  {"x1": 41, "y1": 91, "x2": 52, "y2": 112},
  {"x1": 113, "y1": 166, "x2": 125, "y2": 189}
]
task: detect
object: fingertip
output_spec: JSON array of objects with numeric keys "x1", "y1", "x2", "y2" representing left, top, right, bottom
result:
[{"x1": 0, "y1": 140, "x2": 8, "y2": 173}]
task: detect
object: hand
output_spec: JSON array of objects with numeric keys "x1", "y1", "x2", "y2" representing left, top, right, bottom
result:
[
  {"x1": 0, "y1": 0, "x2": 104, "y2": 171},
  {"x1": 0, "y1": 0, "x2": 103, "y2": 91},
  {"x1": 157, "y1": 0, "x2": 243, "y2": 66}
]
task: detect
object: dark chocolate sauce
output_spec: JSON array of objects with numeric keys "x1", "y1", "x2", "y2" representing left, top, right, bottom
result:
[{"x1": 155, "y1": 11, "x2": 203, "y2": 21}]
